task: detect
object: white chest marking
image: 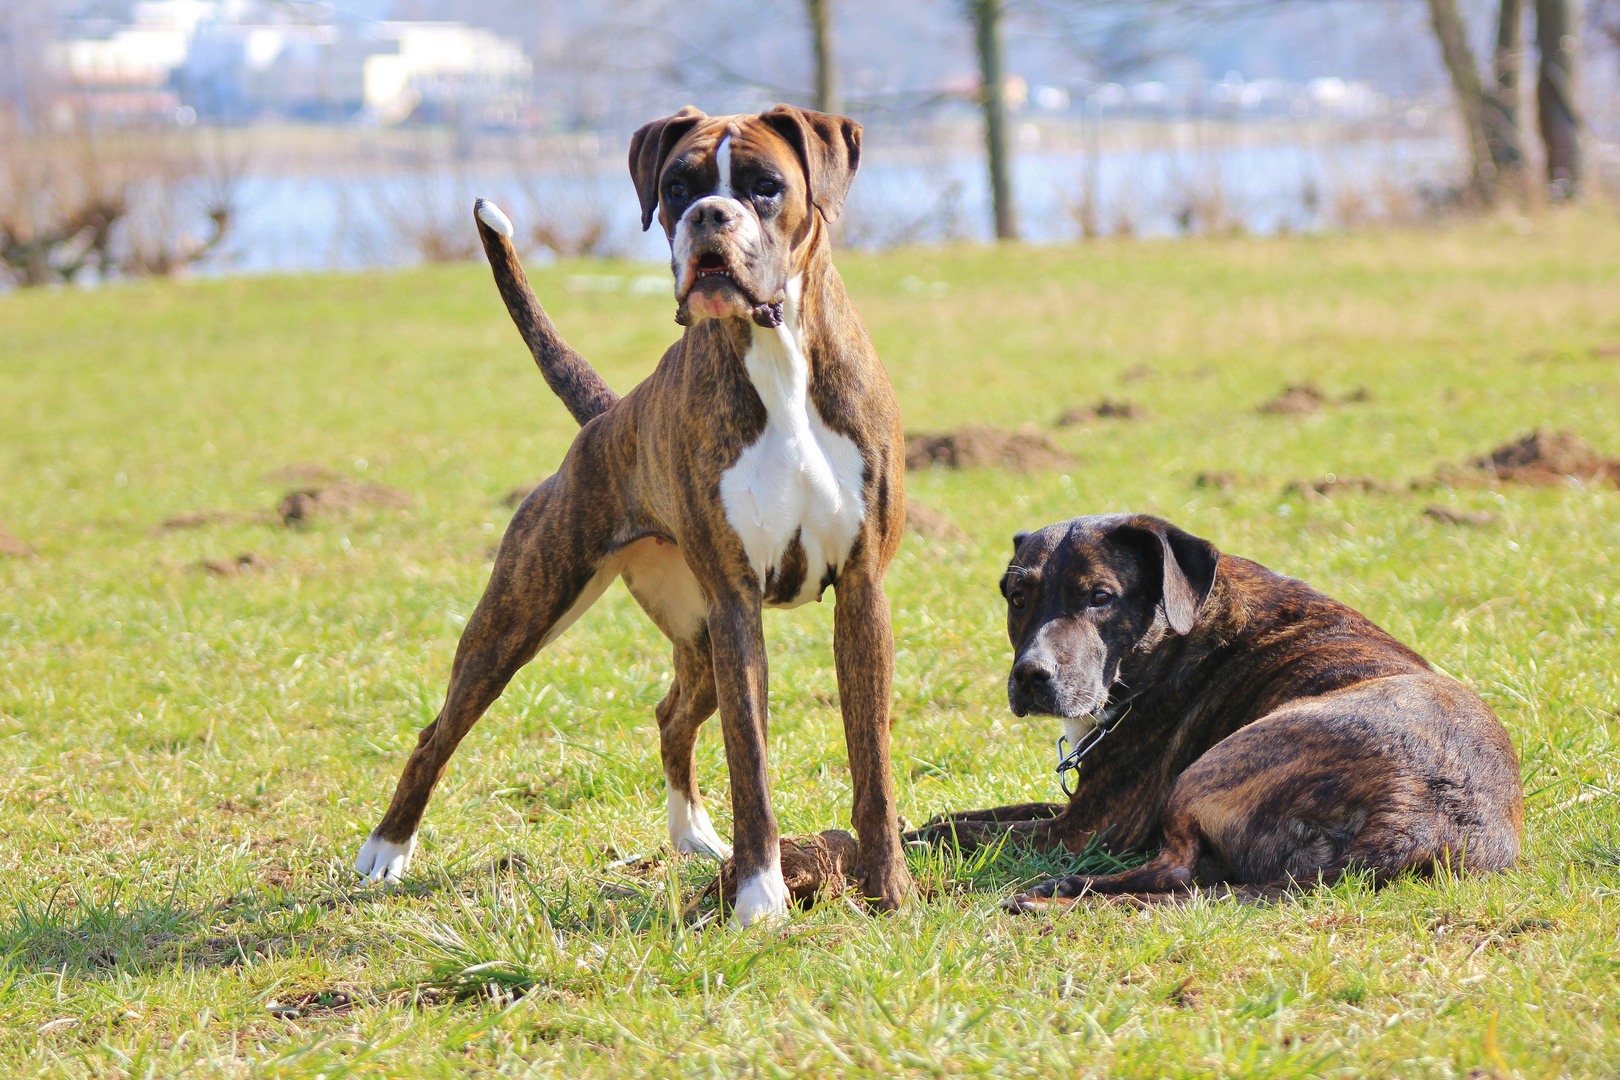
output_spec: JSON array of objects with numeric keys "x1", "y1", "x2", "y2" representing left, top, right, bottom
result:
[{"x1": 719, "y1": 277, "x2": 866, "y2": 607}]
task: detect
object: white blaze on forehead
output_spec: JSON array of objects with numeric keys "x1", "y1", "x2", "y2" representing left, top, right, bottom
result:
[{"x1": 715, "y1": 134, "x2": 733, "y2": 198}]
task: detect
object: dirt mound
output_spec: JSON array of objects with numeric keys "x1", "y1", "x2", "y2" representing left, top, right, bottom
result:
[
  {"x1": 1445, "y1": 430, "x2": 1620, "y2": 487},
  {"x1": 0, "y1": 521, "x2": 33, "y2": 557},
  {"x1": 1424, "y1": 505, "x2": 1496, "y2": 527},
  {"x1": 1258, "y1": 383, "x2": 1371, "y2": 416},
  {"x1": 159, "y1": 510, "x2": 260, "y2": 531},
  {"x1": 198, "y1": 552, "x2": 268, "y2": 575},
  {"x1": 905, "y1": 426, "x2": 1075, "y2": 472},
  {"x1": 276, "y1": 482, "x2": 412, "y2": 526},
  {"x1": 1055, "y1": 398, "x2": 1145, "y2": 426},
  {"x1": 905, "y1": 502, "x2": 967, "y2": 541},
  {"x1": 1282, "y1": 475, "x2": 1393, "y2": 500},
  {"x1": 706, "y1": 830, "x2": 860, "y2": 913}
]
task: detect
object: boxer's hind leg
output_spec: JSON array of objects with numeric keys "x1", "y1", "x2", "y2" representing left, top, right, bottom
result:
[
  {"x1": 654, "y1": 634, "x2": 729, "y2": 858},
  {"x1": 356, "y1": 474, "x2": 622, "y2": 883},
  {"x1": 619, "y1": 538, "x2": 729, "y2": 859}
]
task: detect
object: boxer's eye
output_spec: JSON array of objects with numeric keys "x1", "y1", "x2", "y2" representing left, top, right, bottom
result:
[
  {"x1": 667, "y1": 181, "x2": 686, "y2": 199},
  {"x1": 1090, "y1": 589, "x2": 1113, "y2": 607},
  {"x1": 1010, "y1": 592, "x2": 1026, "y2": 610},
  {"x1": 752, "y1": 178, "x2": 782, "y2": 198}
]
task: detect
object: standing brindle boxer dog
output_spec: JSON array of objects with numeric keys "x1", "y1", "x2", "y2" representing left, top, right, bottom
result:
[
  {"x1": 910, "y1": 514, "x2": 1523, "y2": 910},
  {"x1": 353, "y1": 105, "x2": 913, "y2": 925}
]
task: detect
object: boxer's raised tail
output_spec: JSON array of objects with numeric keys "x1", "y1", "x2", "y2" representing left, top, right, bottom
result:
[{"x1": 474, "y1": 198, "x2": 619, "y2": 427}]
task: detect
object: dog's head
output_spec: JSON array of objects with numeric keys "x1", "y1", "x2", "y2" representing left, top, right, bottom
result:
[
  {"x1": 1001, "y1": 514, "x2": 1220, "y2": 720},
  {"x1": 628, "y1": 105, "x2": 860, "y2": 326}
]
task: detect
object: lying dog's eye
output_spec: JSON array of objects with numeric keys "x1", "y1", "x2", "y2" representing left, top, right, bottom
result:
[
  {"x1": 753, "y1": 178, "x2": 782, "y2": 198},
  {"x1": 1010, "y1": 593, "x2": 1026, "y2": 609},
  {"x1": 1090, "y1": 589, "x2": 1113, "y2": 607}
]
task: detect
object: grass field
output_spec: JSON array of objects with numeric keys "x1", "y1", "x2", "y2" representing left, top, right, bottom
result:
[{"x1": 2, "y1": 206, "x2": 1619, "y2": 1078}]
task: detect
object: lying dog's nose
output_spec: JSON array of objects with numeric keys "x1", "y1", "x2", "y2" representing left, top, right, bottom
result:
[{"x1": 1013, "y1": 657, "x2": 1054, "y2": 692}]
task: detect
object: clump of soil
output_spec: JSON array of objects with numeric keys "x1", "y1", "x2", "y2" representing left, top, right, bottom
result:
[
  {"x1": 1282, "y1": 475, "x2": 1393, "y2": 501},
  {"x1": 198, "y1": 552, "x2": 268, "y2": 575},
  {"x1": 0, "y1": 521, "x2": 33, "y2": 557},
  {"x1": 905, "y1": 426, "x2": 1075, "y2": 472},
  {"x1": 1424, "y1": 505, "x2": 1496, "y2": 527},
  {"x1": 1055, "y1": 399, "x2": 1145, "y2": 426},
  {"x1": 276, "y1": 481, "x2": 412, "y2": 526},
  {"x1": 160, "y1": 510, "x2": 261, "y2": 531},
  {"x1": 1439, "y1": 430, "x2": 1620, "y2": 488},
  {"x1": 905, "y1": 503, "x2": 967, "y2": 542},
  {"x1": 706, "y1": 830, "x2": 860, "y2": 913},
  {"x1": 1258, "y1": 383, "x2": 1372, "y2": 416},
  {"x1": 266, "y1": 989, "x2": 356, "y2": 1020}
]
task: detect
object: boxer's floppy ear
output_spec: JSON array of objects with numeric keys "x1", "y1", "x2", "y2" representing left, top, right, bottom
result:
[
  {"x1": 629, "y1": 105, "x2": 707, "y2": 232},
  {"x1": 760, "y1": 104, "x2": 862, "y2": 224},
  {"x1": 1116, "y1": 518, "x2": 1219, "y2": 635},
  {"x1": 1012, "y1": 530, "x2": 1030, "y2": 552}
]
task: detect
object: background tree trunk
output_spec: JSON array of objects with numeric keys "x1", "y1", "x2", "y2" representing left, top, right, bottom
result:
[
  {"x1": 1426, "y1": 0, "x2": 1499, "y2": 204},
  {"x1": 1485, "y1": 0, "x2": 1526, "y2": 178},
  {"x1": 805, "y1": 0, "x2": 841, "y2": 115},
  {"x1": 1534, "y1": 0, "x2": 1582, "y2": 198},
  {"x1": 971, "y1": 0, "x2": 1018, "y2": 240}
]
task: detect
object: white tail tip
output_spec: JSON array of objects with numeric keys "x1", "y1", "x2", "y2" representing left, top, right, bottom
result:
[{"x1": 475, "y1": 198, "x2": 513, "y2": 239}]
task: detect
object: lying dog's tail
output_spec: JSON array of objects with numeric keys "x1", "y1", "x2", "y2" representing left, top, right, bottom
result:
[{"x1": 473, "y1": 198, "x2": 619, "y2": 427}]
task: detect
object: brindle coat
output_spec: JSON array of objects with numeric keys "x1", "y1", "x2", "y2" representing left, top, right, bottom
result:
[
  {"x1": 908, "y1": 515, "x2": 1523, "y2": 910},
  {"x1": 354, "y1": 106, "x2": 912, "y2": 922}
]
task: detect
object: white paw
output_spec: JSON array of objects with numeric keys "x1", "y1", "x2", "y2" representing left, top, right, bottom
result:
[
  {"x1": 731, "y1": 868, "x2": 790, "y2": 928},
  {"x1": 355, "y1": 833, "x2": 415, "y2": 884},
  {"x1": 667, "y1": 789, "x2": 733, "y2": 859},
  {"x1": 474, "y1": 198, "x2": 513, "y2": 238}
]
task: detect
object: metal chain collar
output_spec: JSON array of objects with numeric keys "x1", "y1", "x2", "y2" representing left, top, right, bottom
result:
[{"x1": 1055, "y1": 701, "x2": 1134, "y2": 798}]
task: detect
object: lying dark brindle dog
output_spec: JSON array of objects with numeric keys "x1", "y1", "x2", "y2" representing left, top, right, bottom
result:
[{"x1": 908, "y1": 514, "x2": 1523, "y2": 911}]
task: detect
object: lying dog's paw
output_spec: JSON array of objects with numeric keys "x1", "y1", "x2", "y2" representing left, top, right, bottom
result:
[
  {"x1": 1002, "y1": 874, "x2": 1089, "y2": 914},
  {"x1": 355, "y1": 833, "x2": 415, "y2": 884},
  {"x1": 1002, "y1": 892, "x2": 1077, "y2": 915}
]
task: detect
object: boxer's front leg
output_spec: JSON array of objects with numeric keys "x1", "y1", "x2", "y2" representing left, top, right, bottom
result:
[
  {"x1": 833, "y1": 560, "x2": 914, "y2": 912},
  {"x1": 705, "y1": 585, "x2": 787, "y2": 926}
]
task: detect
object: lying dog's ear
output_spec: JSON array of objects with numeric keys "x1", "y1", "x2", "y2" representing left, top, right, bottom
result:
[
  {"x1": 1118, "y1": 518, "x2": 1220, "y2": 635},
  {"x1": 760, "y1": 104, "x2": 861, "y2": 224},
  {"x1": 1012, "y1": 530, "x2": 1030, "y2": 552},
  {"x1": 629, "y1": 106, "x2": 707, "y2": 232}
]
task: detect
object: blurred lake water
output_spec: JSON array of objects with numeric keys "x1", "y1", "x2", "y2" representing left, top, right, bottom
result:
[{"x1": 214, "y1": 134, "x2": 1459, "y2": 275}]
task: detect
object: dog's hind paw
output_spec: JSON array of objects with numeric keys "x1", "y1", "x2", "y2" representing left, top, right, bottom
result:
[{"x1": 355, "y1": 833, "x2": 415, "y2": 884}]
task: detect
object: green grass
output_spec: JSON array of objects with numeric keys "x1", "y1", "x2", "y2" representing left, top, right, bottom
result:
[{"x1": 2, "y1": 206, "x2": 1619, "y2": 1077}]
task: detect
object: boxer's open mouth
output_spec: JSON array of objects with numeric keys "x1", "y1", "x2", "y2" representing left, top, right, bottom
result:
[{"x1": 694, "y1": 251, "x2": 733, "y2": 283}]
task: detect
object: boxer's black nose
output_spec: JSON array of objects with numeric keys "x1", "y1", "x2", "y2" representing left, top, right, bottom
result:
[
  {"x1": 1013, "y1": 657, "x2": 1053, "y2": 692},
  {"x1": 693, "y1": 201, "x2": 734, "y2": 228}
]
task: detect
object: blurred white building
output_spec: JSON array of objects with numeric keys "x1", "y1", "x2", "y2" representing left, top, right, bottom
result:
[{"x1": 46, "y1": 1, "x2": 533, "y2": 126}]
